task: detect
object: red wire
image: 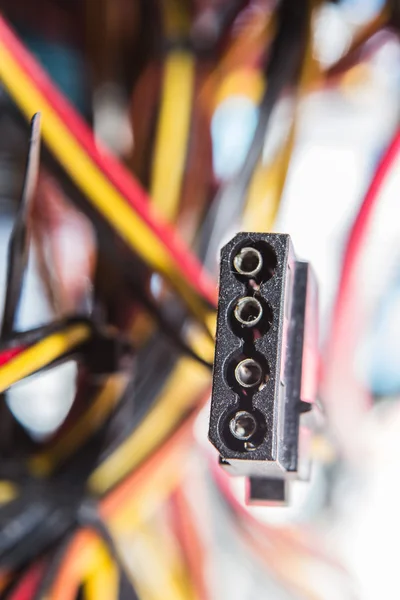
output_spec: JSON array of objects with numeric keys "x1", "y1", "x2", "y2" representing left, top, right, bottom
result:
[
  {"x1": 333, "y1": 128, "x2": 400, "y2": 331},
  {"x1": 0, "y1": 16, "x2": 217, "y2": 308},
  {"x1": 0, "y1": 346, "x2": 26, "y2": 367},
  {"x1": 8, "y1": 563, "x2": 45, "y2": 600},
  {"x1": 321, "y1": 128, "x2": 400, "y2": 441}
]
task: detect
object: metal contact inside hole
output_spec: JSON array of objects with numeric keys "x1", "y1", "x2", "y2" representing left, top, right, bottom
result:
[
  {"x1": 233, "y1": 247, "x2": 262, "y2": 277},
  {"x1": 234, "y1": 297, "x2": 263, "y2": 328},
  {"x1": 234, "y1": 358, "x2": 263, "y2": 388}
]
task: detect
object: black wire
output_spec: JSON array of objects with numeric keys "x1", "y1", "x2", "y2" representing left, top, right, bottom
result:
[
  {"x1": 1, "y1": 113, "x2": 41, "y2": 338},
  {"x1": 126, "y1": 0, "x2": 163, "y2": 90},
  {"x1": 191, "y1": 0, "x2": 249, "y2": 55},
  {"x1": 97, "y1": 338, "x2": 179, "y2": 464},
  {"x1": 0, "y1": 485, "x2": 77, "y2": 572},
  {"x1": 198, "y1": 0, "x2": 309, "y2": 271},
  {"x1": 0, "y1": 315, "x2": 92, "y2": 350},
  {"x1": 95, "y1": 333, "x2": 177, "y2": 465},
  {"x1": 133, "y1": 285, "x2": 212, "y2": 369},
  {"x1": 389, "y1": 0, "x2": 400, "y2": 29},
  {"x1": 0, "y1": 113, "x2": 42, "y2": 459},
  {"x1": 0, "y1": 394, "x2": 112, "y2": 574},
  {"x1": 27, "y1": 437, "x2": 118, "y2": 598},
  {"x1": 50, "y1": 333, "x2": 177, "y2": 482}
]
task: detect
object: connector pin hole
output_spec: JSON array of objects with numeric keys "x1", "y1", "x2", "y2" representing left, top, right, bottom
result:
[
  {"x1": 234, "y1": 297, "x2": 262, "y2": 327},
  {"x1": 229, "y1": 411, "x2": 257, "y2": 441},
  {"x1": 235, "y1": 358, "x2": 263, "y2": 388},
  {"x1": 233, "y1": 247, "x2": 262, "y2": 277}
]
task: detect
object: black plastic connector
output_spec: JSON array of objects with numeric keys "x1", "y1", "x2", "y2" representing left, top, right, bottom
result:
[
  {"x1": 83, "y1": 330, "x2": 133, "y2": 376},
  {"x1": 209, "y1": 233, "x2": 319, "y2": 505}
]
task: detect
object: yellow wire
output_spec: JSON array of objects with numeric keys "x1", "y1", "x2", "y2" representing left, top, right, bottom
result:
[
  {"x1": 0, "y1": 482, "x2": 18, "y2": 504},
  {"x1": 105, "y1": 429, "x2": 190, "y2": 533},
  {"x1": 0, "y1": 38, "x2": 213, "y2": 330},
  {"x1": 0, "y1": 324, "x2": 90, "y2": 394},
  {"x1": 123, "y1": 518, "x2": 195, "y2": 600},
  {"x1": 200, "y1": 8, "x2": 273, "y2": 109},
  {"x1": 48, "y1": 531, "x2": 126, "y2": 600},
  {"x1": 59, "y1": 518, "x2": 193, "y2": 600},
  {"x1": 150, "y1": 51, "x2": 195, "y2": 222},
  {"x1": 242, "y1": 120, "x2": 296, "y2": 231},
  {"x1": 29, "y1": 373, "x2": 129, "y2": 476},
  {"x1": 83, "y1": 542, "x2": 119, "y2": 600},
  {"x1": 88, "y1": 357, "x2": 210, "y2": 495},
  {"x1": 242, "y1": 0, "x2": 319, "y2": 230}
]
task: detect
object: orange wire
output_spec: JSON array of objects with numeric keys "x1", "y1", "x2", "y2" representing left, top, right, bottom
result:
[
  {"x1": 325, "y1": 4, "x2": 389, "y2": 81},
  {"x1": 101, "y1": 407, "x2": 199, "y2": 518},
  {"x1": 49, "y1": 530, "x2": 99, "y2": 600},
  {"x1": 200, "y1": 6, "x2": 273, "y2": 111},
  {"x1": 171, "y1": 485, "x2": 210, "y2": 600}
]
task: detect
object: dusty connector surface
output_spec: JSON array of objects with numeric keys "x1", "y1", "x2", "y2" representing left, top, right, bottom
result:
[{"x1": 209, "y1": 233, "x2": 319, "y2": 504}]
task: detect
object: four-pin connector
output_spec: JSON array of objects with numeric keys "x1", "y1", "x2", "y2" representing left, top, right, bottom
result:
[{"x1": 209, "y1": 233, "x2": 320, "y2": 505}]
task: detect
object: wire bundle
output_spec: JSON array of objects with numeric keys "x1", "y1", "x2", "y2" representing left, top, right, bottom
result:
[{"x1": 0, "y1": 0, "x2": 396, "y2": 598}]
